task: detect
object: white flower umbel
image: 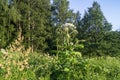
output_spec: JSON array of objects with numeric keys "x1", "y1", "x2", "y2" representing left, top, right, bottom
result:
[
  {"x1": 61, "y1": 23, "x2": 77, "y2": 46},
  {"x1": 61, "y1": 23, "x2": 76, "y2": 31}
]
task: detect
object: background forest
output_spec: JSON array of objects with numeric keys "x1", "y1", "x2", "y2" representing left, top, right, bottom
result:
[{"x1": 0, "y1": 0, "x2": 120, "y2": 80}]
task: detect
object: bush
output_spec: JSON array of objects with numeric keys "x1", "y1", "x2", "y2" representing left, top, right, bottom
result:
[
  {"x1": 29, "y1": 52, "x2": 57, "y2": 80},
  {"x1": 0, "y1": 50, "x2": 120, "y2": 80},
  {"x1": 0, "y1": 50, "x2": 36, "y2": 80},
  {"x1": 87, "y1": 56, "x2": 120, "y2": 80}
]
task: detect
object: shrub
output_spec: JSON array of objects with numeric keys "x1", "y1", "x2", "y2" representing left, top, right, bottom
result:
[
  {"x1": 0, "y1": 49, "x2": 120, "y2": 80},
  {"x1": 0, "y1": 50, "x2": 36, "y2": 80}
]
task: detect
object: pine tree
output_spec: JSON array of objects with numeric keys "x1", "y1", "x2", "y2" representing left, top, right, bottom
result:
[
  {"x1": 0, "y1": 0, "x2": 8, "y2": 48},
  {"x1": 51, "y1": 0, "x2": 75, "y2": 26},
  {"x1": 79, "y1": 2, "x2": 112, "y2": 56},
  {"x1": 50, "y1": 0, "x2": 76, "y2": 52},
  {"x1": 99, "y1": 31, "x2": 120, "y2": 56},
  {"x1": 15, "y1": 0, "x2": 51, "y2": 52},
  {"x1": 0, "y1": 0, "x2": 20, "y2": 48},
  {"x1": 30, "y1": 0, "x2": 52, "y2": 52}
]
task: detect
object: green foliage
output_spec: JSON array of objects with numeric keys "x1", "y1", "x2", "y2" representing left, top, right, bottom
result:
[
  {"x1": 0, "y1": 50, "x2": 36, "y2": 80},
  {"x1": 51, "y1": 0, "x2": 75, "y2": 26},
  {"x1": 0, "y1": 0, "x2": 20, "y2": 48},
  {"x1": 0, "y1": 50, "x2": 120, "y2": 80},
  {"x1": 52, "y1": 22, "x2": 81, "y2": 53},
  {"x1": 99, "y1": 31, "x2": 120, "y2": 56},
  {"x1": 50, "y1": 50, "x2": 83, "y2": 80},
  {"x1": 87, "y1": 57, "x2": 120, "y2": 80},
  {"x1": 8, "y1": 0, "x2": 52, "y2": 52},
  {"x1": 78, "y1": 1, "x2": 113, "y2": 56},
  {"x1": 0, "y1": 0, "x2": 120, "y2": 79},
  {"x1": 0, "y1": 0, "x2": 118, "y2": 56},
  {"x1": 29, "y1": 52, "x2": 56, "y2": 80}
]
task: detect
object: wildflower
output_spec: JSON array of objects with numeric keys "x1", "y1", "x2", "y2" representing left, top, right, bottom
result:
[
  {"x1": 24, "y1": 60, "x2": 28, "y2": 65},
  {"x1": 17, "y1": 61, "x2": 22, "y2": 66},
  {"x1": 12, "y1": 60, "x2": 16, "y2": 65},
  {"x1": 0, "y1": 63, "x2": 3, "y2": 67},
  {"x1": 61, "y1": 23, "x2": 76, "y2": 31},
  {"x1": 62, "y1": 23, "x2": 76, "y2": 29},
  {"x1": 1, "y1": 48, "x2": 8, "y2": 55},
  {"x1": 7, "y1": 61, "x2": 11, "y2": 65},
  {"x1": 70, "y1": 42, "x2": 73, "y2": 45},
  {"x1": 1, "y1": 65, "x2": 5, "y2": 69},
  {"x1": 19, "y1": 65, "x2": 24, "y2": 71},
  {"x1": 24, "y1": 53, "x2": 29, "y2": 57},
  {"x1": 9, "y1": 54, "x2": 13, "y2": 59},
  {"x1": 7, "y1": 67, "x2": 11, "y2": 71}
]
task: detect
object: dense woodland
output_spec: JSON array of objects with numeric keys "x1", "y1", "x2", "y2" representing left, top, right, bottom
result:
[
  {"x1": 0, "y1": 0, "x2": 120, "y2": 80},
  {"x1": 0, "y1": 0, "x2": 120, "y2": 56}
]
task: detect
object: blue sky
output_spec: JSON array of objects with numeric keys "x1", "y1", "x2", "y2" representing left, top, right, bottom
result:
[{"x1": 68, "y1": 0, "x2": 120, "y2": 31}]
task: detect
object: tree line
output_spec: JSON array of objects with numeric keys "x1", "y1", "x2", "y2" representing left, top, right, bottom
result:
[{"x1": 0, "y1": 0, "x2": 120, "y2": 56}]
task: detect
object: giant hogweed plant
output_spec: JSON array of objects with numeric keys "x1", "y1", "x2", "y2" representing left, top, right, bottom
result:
[
  {"x1": 50, "y1": 23, "x2": 86, "y2": 80},
  {"x1": 53, "y1": 23, "x2": 84, "y2": 56}
]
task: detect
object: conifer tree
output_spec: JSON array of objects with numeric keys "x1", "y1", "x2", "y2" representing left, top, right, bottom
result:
[
  {"x1": 0, "y1": 0, "x2": 8, "y2": 48},
  {"x1": 15, "y1": 0, "x2": 51, "y2": 52},
  {"x1": 79, "y1": 2, "x2": 112, "y2": 56},
  {"x1": 0, "y1": 0, "x2": 20, "y2": 48},
  {"x1": 50, "y1": 0, "x2": 76, "y2": 51},
  {"x1": 51, "y1": 0, "x2": 75, "y2": 26}
]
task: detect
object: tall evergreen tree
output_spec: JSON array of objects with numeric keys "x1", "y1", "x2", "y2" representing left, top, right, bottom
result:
[
  {"x1": 75, "y1": 11, "x2": 81, "y2": 27},
  {"x1": 0, "y1": 0, "x2": 20, "y2": 48},
  {"x1": 79, "y1": 2, "x2": 112, "y2": 56},
  {"x1": 30, "y1": 0, "x2": 52, "y2": 52},
  {"x1": 15, "y1": 0, "x2": 51, "y2": 52},
  {"x1": 50, "y1": 0, "x2": 76, "y2": 51},
  {"x1": 51, "y1": 0, "x2": 75, "y2": 26},
  {"x1": 99, "y1": 31, "x2": 120, "y2": 56},
  {"x1": 0, "y1": 0, "x2": 8, "y2": 48}
]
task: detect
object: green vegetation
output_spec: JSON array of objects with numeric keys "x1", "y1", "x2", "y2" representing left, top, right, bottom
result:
[
  {"x1": 0, "y1": 0, "x2": 120, "y2": 80},
  {"x1": 0, "y1": 51, "x2": 120, "y2": 80}
]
